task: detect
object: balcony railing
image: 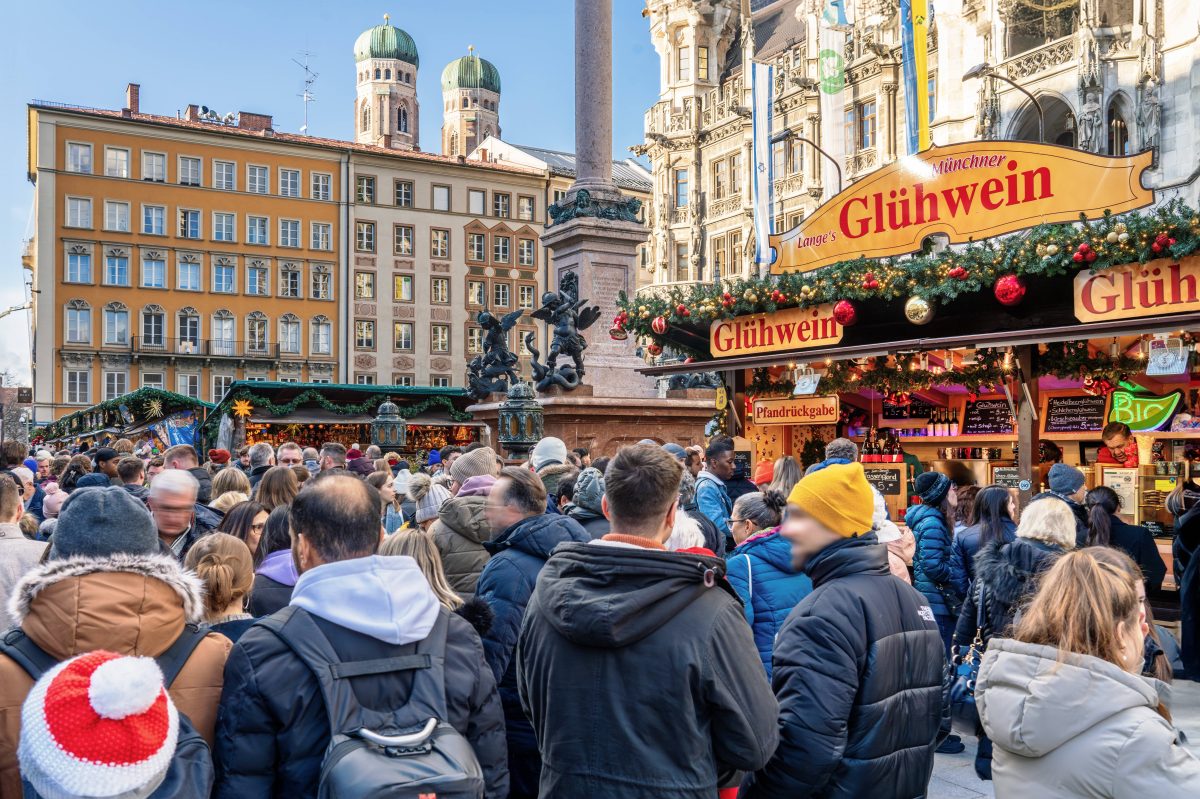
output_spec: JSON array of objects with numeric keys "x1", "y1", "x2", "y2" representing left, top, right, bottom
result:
[
  {"x1": 131, "y1": 337, "x2": 281, "y2": 358},
  {"x1": 1001, "y1": 36, "x2": 1076, "y2": 81}
]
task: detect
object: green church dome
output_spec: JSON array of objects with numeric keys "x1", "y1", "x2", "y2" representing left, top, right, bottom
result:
[
  {"x1": 441, "y1": 51, "x2": 501, "y2": 94},
  {"x1": 354, "y1": 16, "x2": 419, "y2": 67}
]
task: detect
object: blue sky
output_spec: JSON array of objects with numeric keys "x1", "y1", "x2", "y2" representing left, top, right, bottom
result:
[{"x1": 0, "y1": 0, "x2": 661, "y2": 383}]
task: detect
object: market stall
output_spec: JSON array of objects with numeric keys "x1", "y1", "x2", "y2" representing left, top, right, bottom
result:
[
  {"x1": 203, "y1": 382, "x2": 483, "y2": 459},
  {"x1": 37, "y1": 387, "x2": 212, "y2": 452}
]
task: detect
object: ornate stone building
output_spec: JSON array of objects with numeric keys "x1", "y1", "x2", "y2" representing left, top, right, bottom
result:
[
  {"x1": 354, "y1": 16, "x2": 421, "y2": 151},
  {"x1": 637, "y1": 0, "x2": 1194, "y2": 296}
]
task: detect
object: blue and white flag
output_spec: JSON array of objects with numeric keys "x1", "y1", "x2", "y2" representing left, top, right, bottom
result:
[{"x1": 750, "y1": 61, "x2": 774, "y2": 265}]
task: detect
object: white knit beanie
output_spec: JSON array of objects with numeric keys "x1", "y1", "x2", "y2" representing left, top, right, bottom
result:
[
  {"x1": 19, "y1": 650, "x2": 178, "y2": 799},
  {"x1": 408, "y1": 473, "x2": 452, "y2": 524}
]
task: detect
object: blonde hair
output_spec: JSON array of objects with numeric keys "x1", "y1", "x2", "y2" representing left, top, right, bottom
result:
[
  {"x1": 374, "y1": 458, "x2": 391, "y2": 474},
  {"x1": 1015, "y1": 497, "x2": 1078, "y2": 550},
  {"x1": 184, "y1": 532, "x2": 255, "y2": 621},
  {"x1": 211, "y1": 467, "x2": 251, "y2": 500},
  {"x1": 209, "y1": 491, "x2": 249, "y2": 514},
  {"x1": 378, "y1": 530, "x2": 462, "y2": 610}
]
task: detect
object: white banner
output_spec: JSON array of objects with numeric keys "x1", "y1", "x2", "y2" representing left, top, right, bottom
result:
[
  {"x1": 818, "y1": 2, "x2": 852, "y2": 202},
  {"x1": 750, "y1": 61, "x2": 774, "y2": 264}
]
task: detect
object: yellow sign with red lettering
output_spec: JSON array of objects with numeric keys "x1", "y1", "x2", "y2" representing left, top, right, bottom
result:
[
  {"x1": 769, "y1": 141, "x2": 1153, "y2": 275},
  {"x1": 1074, "y1": 257, "x2": 1200, "y2": 322},
  {"x1": 710, "y1": 304, "x2": 842, "y2": 357}
]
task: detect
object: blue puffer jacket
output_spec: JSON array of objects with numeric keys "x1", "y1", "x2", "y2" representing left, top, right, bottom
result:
[
  {"x1": 948, "y1": 517, "x2": 1017, "y2": 598},
  {"x1": 726, "y1": 529, "x2": 813, "y2": 677},
  {"x1": 905, "y1": 503, "x2": 961, "y2": 618}
]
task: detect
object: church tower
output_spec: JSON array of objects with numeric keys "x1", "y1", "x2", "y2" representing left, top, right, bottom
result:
[
  {"x1": 440, "y1": 47, "x2": 502, "y2": 156},
  {"x1": 353, "y1": 14, "x2": 420, "y2": 151}
]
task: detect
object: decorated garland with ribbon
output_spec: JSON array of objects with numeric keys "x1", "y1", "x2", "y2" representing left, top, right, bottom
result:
[{"x1": 615, "y1": 202, "x2": 1200, "y2": 355}]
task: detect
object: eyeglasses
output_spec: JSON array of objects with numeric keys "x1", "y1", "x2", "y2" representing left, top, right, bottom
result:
[
  {"x1": 728, "y1": 517, "x2": 746, "y2": 525},
  {"x1": 279, "y1": 457, "x2": 302, "y2": 466}
]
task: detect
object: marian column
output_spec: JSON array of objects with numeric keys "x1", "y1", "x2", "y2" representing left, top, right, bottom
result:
[{"x1": 541, "y1": 0, "x2": 656, "y2": 398}]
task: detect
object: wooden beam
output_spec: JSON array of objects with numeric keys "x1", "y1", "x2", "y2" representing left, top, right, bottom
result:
[{"x1": 1017, "y1": 345, "x2": 1039, "y2": 507}]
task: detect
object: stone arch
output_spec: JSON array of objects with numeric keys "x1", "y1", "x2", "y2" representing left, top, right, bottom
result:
[
  {"x1": 1107, "y1": 91, "x2": 1134, "y2": 155},
  {"x1": 1007, "y1": 92, "x2": 1075, "y2": 147}
]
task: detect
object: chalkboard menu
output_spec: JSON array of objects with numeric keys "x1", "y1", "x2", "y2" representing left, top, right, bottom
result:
[
  {"x1": 1044, "y1": 394, "x2": 1108, "y2": 434},
  {"x1": 863, "y1": 467, "x2": 901, "y2": 496},
  {"x1": 882, "y1": 399, "x2": 936, "y2": 420},
  {"x1": 961, "y1": 399, "x2": 1015, "y2": 436},
  {"x1": 733, "y1": 450, "x2": 752, "y2": 479},
  {"x1": 1144, "y1": 520, "x2": 1168, "y2": 538},
  {"x1": 992, "y1": 466, "x2": 1021, "y2": 488}
]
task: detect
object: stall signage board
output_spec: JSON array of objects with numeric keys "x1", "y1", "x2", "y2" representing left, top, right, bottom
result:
[
  {"x1": 1101, "y1": 467, "x2": 1138, "y2": 518},
  {"x1": 711, "y1": 304, "x2": 842, "y2": 357},
  {"x1": 752, "y1": 396, "x2": 840, "y2": 426},
  {"x1": 1044, "y1": 394, "x2": 1108, "y2": 434},
  {"x1": 1075, "y1": 257, "x2": 1200, "y2": 323},
  {"x1": 863, "y1": 467, "x2": 901, "y2": 496},
  {"x1": 767, "y1": 141, "x2": 1153, "y2": 275},
  {"x1": 961, "y1": 398, "x2": 1015, "y2": 435},
  {"x1": 992, "y1": 466, "x2": 1021, "y2": 488}
]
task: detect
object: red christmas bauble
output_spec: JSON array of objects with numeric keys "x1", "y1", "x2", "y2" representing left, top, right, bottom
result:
[
  {"x1": 1078, "y1": 243, "x2": 1090, "y2": 253},
  {"x1": 646, "y1": 343, "x2": 663, "y2": 356},
  {"x1": 833, "y1": 299, "x2": 858, "y2": 326},
  {"x1": 994, "y1": 274, "x2": 1027, "y2": 306},
  {"x1": 1152, "y1": 243, "x2": 1162, "y2": 253},
  {"x1": 650, "y1": 316, "x2": 668, "y2": 335},
  {"x1": 1073, "y1": 252, "x2": 1085, "y2": 262}
]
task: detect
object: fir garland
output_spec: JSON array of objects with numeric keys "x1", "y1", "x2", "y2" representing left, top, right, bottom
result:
[
  {"x1": 217, "y1": 391, "x2": 473, "y2": 424},
  {"x1": 618, "y1": 201, "x2": 1200, "y2": 354},
  {"x1": 747, "y1": 350, "x2": 1011, "y2": 398},
  {"x1": 40, "y1": 387, "x2": 212, "y2": 440}
]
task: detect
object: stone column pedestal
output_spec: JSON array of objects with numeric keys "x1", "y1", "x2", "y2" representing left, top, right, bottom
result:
[{"x1": 541, "y1": 216, "x2": 656, "y2": 398}]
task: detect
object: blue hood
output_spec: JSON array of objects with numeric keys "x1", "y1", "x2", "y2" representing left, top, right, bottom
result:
[
  {"x1": 904, "y1": 503, "x2": 943, "y2": 529},
  {"x1": 731, "y1": 528, "x2": 795, "y2": 573},
  {"x1": 485, "y1": 513, "x2": 590, "y2": 559}
]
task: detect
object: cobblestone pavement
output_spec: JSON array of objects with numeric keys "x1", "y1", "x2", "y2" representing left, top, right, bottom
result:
[{"x1": 928, "y1": 678, "x2": 1200, "y2": 797}]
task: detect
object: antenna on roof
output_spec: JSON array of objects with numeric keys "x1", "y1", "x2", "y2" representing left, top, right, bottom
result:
[{"x1": 293, "y1": 51, "x2": 319, "y2": 136}]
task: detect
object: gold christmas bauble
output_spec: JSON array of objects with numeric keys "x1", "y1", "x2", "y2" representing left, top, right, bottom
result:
[{"x1": 904, "y1": 295, "x2": 935, "y2": 325}]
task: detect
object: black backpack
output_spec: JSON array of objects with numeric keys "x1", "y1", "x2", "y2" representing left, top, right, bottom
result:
[
  {"x1": 257, "y1": 606, "x2": 485, "y2": 799},
  {"x1": 0, "y1": 624, "x2": 214, "y2": 799}
]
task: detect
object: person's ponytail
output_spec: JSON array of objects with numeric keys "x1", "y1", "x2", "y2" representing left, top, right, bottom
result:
[
  {"x1": 183, "y1": 532, "x2": 254, "y2": 621},
  {"x1": 1085, "y1": 486, "x2": 1119, "y2": 547}
]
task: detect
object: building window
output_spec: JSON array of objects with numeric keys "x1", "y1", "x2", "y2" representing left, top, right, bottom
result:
[
  {"x1": 141, "y1": 309, "x2": 164, "y2": 347},
  {"x1": 356, "y1": 374, "x2": 377, "y2": 385},
  {"x1": 844, "y1": 108, "x2": 857, "y2": 156},
  {"x1": 247, "y1": 262, "x2": 269, "y2": 296},
  {"x1": 493, "y1": 235, "x2": 510, "y2": 263},
  {"x1": 395, "y1": 180, "x2": 413, "y2": 207},
  {"x1": 213, "y1": 261, "x2": 235, "y2": 293},
  {"x1": 675, "y1": 242, "x2": 689, "y2": 282},
  {"x1": 247, "y1": 216, "x2": 269, "y2": 245},
  {"x1": 142, "y1": 152, "x2": 166, "y2": 182},
  {"x1": 279, "y1": 315, "x2": 301, "y2": 354},
  {"x1": 728, "y1": 153, "x2": 741, "y2": 194},
  {"x1": 66, "y1": 371, "x2": 90, "y2": 404},
  {"x1": 788, "y1": 138, "x2": 803, "y2": 175},
  {"x1": 66, "y1": 197, "x2": 92, "y2": 228},
  {"x1": 141, "y1": 204, "x2": 163, "y2": 235},
  {"x1": 468, "y1": 189, "x2": 486, "y2": 215},
  {"x1": 469, "y1": 280, "x2": 485, "y2": 306},
  {"x1": 394, "y1": 225, "x2": 414, "y2": 256},
  {"x1": 355, "y1": 221, "x2": 376, "y2": 252},
  {"x1": 177, "y1": 311, "x2": 200, "y2": 348},
  {"x1": 105, "y1": 147, "x2": 129, "y2": 178},
  {"x1": 855, "y1": 101, "x2": 877, "y2": 150},
  {"x1": 394, "y1": 274, "x2": 413, "y2": 302},
  {"x1": 393, "y1": 374, "x2": 414, "y2": 387},
  {"x1": 398, "y1": 105, "x2": 409, "y2": 133},
  {"x1": 518, "y1": 196, "x2": 535, "y2": 221},
  {"x1": 678, "y1": 46, "x2": 691, "y2": 81},
  {"x1": 711, "y1": 235, "x2": 725, "y2": 280},
  {"x1": 280, "y1": 219, "x2": 300, "y2": 248},
  {"x1": 213, "y1": 374, "x2": 234, "y2": 401},
  {"x1": 431, "y1": 376, "x2": 450, "y2": 388},
  {"x1": 467, "y1": 327, "x2": 483, "y2": 354},
  {"x1": 213, "y1": 212, "x2": 235, "y2": 241},
  {"x1": 772, "y1": 139, "x2": 786, "y2": 179},
  {"x1": 311, "y1": 222, "x2": 332, "y2": 250},
  {"x1": 211, "y1": 312, "x2": 235, "y2": 355},
  {"x1": 713, "y1": 159, "x2": 728, "y2": 199},
  {"x1": 214, "y1": 160, "x2": 235, "y2": 190},
  {"x1": 65, "y1": 250, "x2": 91, "y2": 283},
  {"x1": 493, "y1": 283, "x2": 510, "y2": 307},
  {"x1": 104, "y1": 371, "x2": 127, "y2": 400},
  {"x1": 697, "y1": 46, "x2": 709, "y2": 80},
  {"x1": 179, "y1": 156, "x2": 201, "y2": 186},
  {"x1": 66, "y1": 302, "x2": 91, "y2": 344},
  {"x1": 431, "y1": 277, "x2": 449, "y2": 304},
  {"x1": 141, "y1": 256, "x2": 165, "y2": 289},
  {"x1": 311, "y1": 317, "x2": 332, "y2": 355},
  {"x1": 927, "y1": 75, "x2": 937, "y2": 123},
  {"x1": 493, "y1": 193, "x2": 511, "y2": 218},
  {"x1": 142, "y1": 372, "x2": 164, "y2": 390},
  {"x1": 279, "y1": 168, "x2": 300, "y2": 197},
  {"x1": 356, "y1": 175, "x2": 376, "y2": 204},
  {"x1": 104, "y1": 254, "x2": 129, "y2": 286},
  {"x1": 311, "y1": 172, "x2": 331, "y2": 200},
  {"x1": 247, "y1": 165, "x2": 269, "y2": 194},
  {"x1": 1109, "y1": 103, "x2": 1130, "y2": 156},
  {"x1": 67, "y1": 143, "x2": 92, "y2": 173},
  {"x1": 519, "y1": 285, "x2": 535, "y2": 309},
  {"x1": 311, "y1": 267, "x2": 331, "y2": 299},
  {"x1": 246, "y1": 313, "x2": 267, "y2": 352},
  {"x1": 431, "y1": 229, "x2": 450, "y2": 259},
  {"x1": 466, "y1": 233, "x2": 485, "y2": 262},
  {"x1": 674, "y1": 168, "x2": 689, "y2": 207},
  {"x1": 99, "y1": 202, "x2": 128, "y2": 235},
  {"x1": 728, "y1": 230, "x2": 742, "y2": 275},
  {"x1": 355, "y1": 320, "x2": 375, "y2": 349},
  {"x1": 177, "y1": 209, "x2": 200, "y2": 239},
  {"x1": 431, "y1": 324, "x2": 450, "y2": 353},
  {"x1": 177, "y1": 258, "x2": 200, "y2": 291},
  {"x1": 355, "y1": 271, "x2": 376, "y2": 299},
  {"x1": 281, "y1": 264, "x2": 301, "y2": 297},
  {"x1": 177, "y1": 374, "x2": 200, "y2": 399},
  {"x1": 432, "y1": 185, "x2": 451, "y2": 212},
  {"x1": 393, "y1": 322, "x2": 413, "y2": 350}
]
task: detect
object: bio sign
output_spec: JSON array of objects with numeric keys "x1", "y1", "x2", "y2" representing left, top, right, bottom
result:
[
  {"x1": 768, "y1": 141, "x2": 1153, "y2": 275},
  {"x1": 711, "y1": 304, "x2": 842, "y2": 357},
  {"x1": 752, "y1": 396, "x2": 840, "y2": 426}
]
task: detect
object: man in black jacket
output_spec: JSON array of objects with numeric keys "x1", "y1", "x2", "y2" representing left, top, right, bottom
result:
[
  {"x1": 245, "y1": 442, "x2": 275, "y2": 491},
  {"x1": 214, "y1": 474, "x2": 507, "y2": 798},
  {"x1": 518, "y1": 444, "x2": 778, "y2": 799},
  {"x1": 163, "y1": 444, "x2": 213, "y2": 505},
  {"x1": 742, "y1": 462, "x2": 943, "y2": 799}
]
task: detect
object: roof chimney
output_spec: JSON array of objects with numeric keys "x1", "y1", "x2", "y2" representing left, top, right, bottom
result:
[
  {"x1": 184, "y1": 104, "x2": 200, "y2": 122},
  {"x1": 125, "y1": 83, "x2": 140, "y2": 115},
  {"x1": 237, "y1": 111, "x2": 273, "y2": 132}
]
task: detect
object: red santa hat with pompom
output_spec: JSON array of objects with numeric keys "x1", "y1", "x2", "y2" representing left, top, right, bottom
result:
[{"x1": 19, "y1": 650, "x2": 178, "y2": 799}]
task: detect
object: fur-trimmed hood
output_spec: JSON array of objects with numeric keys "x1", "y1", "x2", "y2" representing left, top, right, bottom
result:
[
  {"x1": 7, "y1": 553, "x2": 206, "y2": 661},
  {"x1": 536, "y1": 463, "x2": 576, "y2": 496}
]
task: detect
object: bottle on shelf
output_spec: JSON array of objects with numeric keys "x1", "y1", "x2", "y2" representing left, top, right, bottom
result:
[
  {"x1": 863, "y1": 429, "x2": 877, "y2": 463},
  {"x1": 926, "y1": 412, "x2": 936, "y2": 438},
  {"x1": 949, "y1": 408, "x2": 960, "y2": 437}
]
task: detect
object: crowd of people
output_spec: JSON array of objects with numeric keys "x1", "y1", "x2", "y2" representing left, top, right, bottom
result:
[{"x1": 0, "y1": 432, "x2": 1197, "y2": 798}]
